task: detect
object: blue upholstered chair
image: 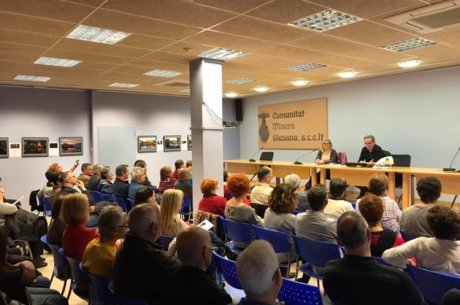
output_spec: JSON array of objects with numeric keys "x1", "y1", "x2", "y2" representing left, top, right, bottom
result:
[
  {"x1": 221, "y1": 217, "x2": 255, "y2": 254},
  {"x1": 278, "y1": 278, "x2": 323, "y2": 305}
]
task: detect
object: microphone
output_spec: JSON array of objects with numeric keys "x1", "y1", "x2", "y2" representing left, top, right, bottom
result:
[
  {"x1": 443, "y1": 146, "x2": 460, "y2": 171},
  {"x1": 293, "y1": 149, "x2": 318, "y2": 165},
  {"x1": 249, "y1": 147, "x2": 263, "y2": 162}
]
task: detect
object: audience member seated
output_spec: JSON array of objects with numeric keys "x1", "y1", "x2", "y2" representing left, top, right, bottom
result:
[
  {"x1": 46, "y1": 194, "x2": 67, "y2": 247},
  {"x1": 324, "y1": 178, "x2": 354, "y2": 220},
  {"x1": 263, "y1": 183, "x2": 296, "y2": 266},
  {"x1": 224, "y1": 172, "x2": 251, "y2": 205},
  {"x1": 113, "y1": 164, "x2": 130, "y2": 199},
  {"x1": 295, "y1": 184, "x2": 337, "y2": 243},
  {"x1": 383, "y1": 205, "x2": 460, "y2": 274},
  {"x1": 128, "y1": 166, "x2": 147, "y2": 201},
  {"x1": 158, "y1": 166, "x2": 176, "y2": 192},
  {"x1": 358, "y1": 194, "x2": 404, "y2": 257},
  {"x1": 48, "y1": 161, "x2": 79, "y2": 174},
  {"x1": 0, "y1": 227, "x2": 68, "y2": 305},
  {"x1": 443, "y1": 289, "x2": 460, "y2": 305},
  {"x1": 186, "y1": 160, "x2": 193, "y2": 182},
  {"x1": 97, "y1": 167, "x2": 114, "y2": 194},
  {"x1": 401, "y1": 176, "x2": 441, "y2": 237},
  {"x1": 174, "y1": 168, "x2": 193, "y2": 207},
  {"x1": 113, "y1": 204, "x2": 180, "y2": 304},
  {"x1": 236, "y1": 240, "x2": 283, "y2": 305},
  {"x1": 37, "y1": 170, "x2": 59, "y2": 201},
  {"x1": 134, "y1": 186, "x2": 159, "y2": 208},
  {"x1": 134, "y1": 159, "x2": 153, "y2": 187},
  {"x1": 77, "y1": 163, "x2": 93, "y2": 188},
  {"x1": 82, "y1": 206, "x2": 127, "y2": 278},
  {"x1": 160, "y1": 189, "x2": 188, "y2": 237},
  {"x1": 250, "y1": 167, "x2": 273, "y2": 206},
  {"x1": 169, "y1": 227, "x2": 232, "y2": 305},
  {"x1": 357, "y1": 174, "x2": 402, "y2": 232},
  {"x1": 87, "y1": 163, "x2": 104, "y2": 191},
  {"x1": 61, "y1": 193, "x2": 100, "y2": 260},
  {"x1": 323, "y1": 211, "x2": 425, "y2": 305},
  {"x1": 0, "y1": 186, "x2": 18, "y2": 227},
  {"x1": 173, "y1": 159, "x2": 185, "y2": 180},
  {"x1": 58, "y1": 171, "x2": 95, "y2": 207},
  {"x1": 284, "y1": 174, "x2": 309, "y2": 212},
  {"x1": 198, "y1": 178, "x2": 227, "y2": 216}
]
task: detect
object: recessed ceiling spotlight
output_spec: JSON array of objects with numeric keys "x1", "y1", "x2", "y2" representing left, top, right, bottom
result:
[
  {"x1": 14, "y1": 74, "x2": 50, "y2": 82},
  {"x1": 34, "y1": 56, "x2": 81, "y2": 67},
  {"x1": 144, "y1": 69, "x2": 182, "y2": 78},
  {"x1": 224, "y1": 92, "x2": 239, "y2": 98},
  {"x1": 398, "y1": 59, "x2": 421, "y2": 68},
  {"x1": 199, "y1": 48, "x2": 247, "y2": 61},
  {"x1": 108, "y1": 82, "x2": 139, "y2": 88},
  {"x1": 254, "y1": 86, "x2": 269, "y2": 93},
  {"x1": 289, "y1": 9, "x2": 361, "y2": 32},
  {"x1": 291, "y1": 80, "x2": 309, "y2": 87},
  {"x1": 337, "y1": 71, "x2": 357, "y2": 79},
  {"x1": 66, "y1": 25, "x2": 131, "y2": 44}
]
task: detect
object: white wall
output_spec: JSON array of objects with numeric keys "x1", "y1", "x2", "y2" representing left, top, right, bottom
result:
[
  {"x1": 0, "y1": 86, "x2": 91, "y2": 200},
  {"x1": 0, "y1": 86, "x2": 239, "y2": 203},
  {"x1": 240, "y1": 66, "x2": 460, "y2": 168}
]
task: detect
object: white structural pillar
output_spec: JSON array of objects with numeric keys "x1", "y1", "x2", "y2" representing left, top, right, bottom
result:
[{"x1": 189, "y1": 58, "x2": 224, "y2": 213}]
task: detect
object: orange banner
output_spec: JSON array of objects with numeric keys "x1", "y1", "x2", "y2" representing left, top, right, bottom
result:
[{"x1": 258, "y1": 98, "x2": 328, "y2": 150}]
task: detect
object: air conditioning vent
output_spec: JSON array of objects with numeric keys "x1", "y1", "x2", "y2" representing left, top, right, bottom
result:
[{"x1": 385, "y1": 0, "x2": 460, "y2": 34}]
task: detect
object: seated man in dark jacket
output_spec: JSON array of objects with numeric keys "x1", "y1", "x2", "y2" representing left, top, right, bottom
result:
[
  {"x1": 113, "y1": 203, "x2": 180, "y2": 305},
  {"x1": 169, "y1": 227, "x2": 231, "y2": 305},
  {"x1": 323, "y1": 211, "x2": 426, "y2": 305}
]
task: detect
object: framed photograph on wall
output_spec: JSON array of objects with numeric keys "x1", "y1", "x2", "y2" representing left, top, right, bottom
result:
[
  {"x1": 138, "y1": 135, "x2": 157, "y2": 153},
  {"x1": 59, "y1": 137, "x2": 83, "y2": 156},
  {"x1": 163, "y1": 135, "x2": 181, "y2": 152},
  {"x1": 0, "y1": 138, "x2": 8, "y2": 158},
  {"x1": 22, "y1": 137, "x2": 49, "y2": 157},
  {"x1": 187, "y1": 134, "x2": 192, "y2": 151}
]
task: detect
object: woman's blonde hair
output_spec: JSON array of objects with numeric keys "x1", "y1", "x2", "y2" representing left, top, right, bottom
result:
[
  {"x1": 160, "y1": 189, "x2": 184, "y2": 235},
  {"x1": 61, "y1": 193, "x2": 90, "y2": 226}
]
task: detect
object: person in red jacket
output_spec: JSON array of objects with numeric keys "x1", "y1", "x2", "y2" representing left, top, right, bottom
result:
[{"x1": 198, "y1": 178, "x2": 227, "y2": 216}]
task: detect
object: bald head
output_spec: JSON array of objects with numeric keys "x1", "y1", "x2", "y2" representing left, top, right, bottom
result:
[
  {"x1": 177, "y1": 227, "x2": 211, "y2": 269},
  {"x1": 337, "y1": 211, "x2": 369, "y2": 250},
  {"x1": 128, "y1": 203, "x2": 160, "y2": 242}
]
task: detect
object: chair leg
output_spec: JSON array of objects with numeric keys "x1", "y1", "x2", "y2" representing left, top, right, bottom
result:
[
  {"x1": 61, "y1": 279, "x2": 67, "y2": 295},
  {"x1": 451, "y1": 195, "x2": 458, "y2": 209}
]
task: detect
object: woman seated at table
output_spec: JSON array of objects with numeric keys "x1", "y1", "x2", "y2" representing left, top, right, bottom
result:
[{"x1": 310, "y1": 138, "x2": 338, "y2": 186}]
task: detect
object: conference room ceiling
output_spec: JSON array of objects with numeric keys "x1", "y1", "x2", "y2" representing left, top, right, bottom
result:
[{"x1": 1, "y1": 0, "x2": 460, "y2": 98}]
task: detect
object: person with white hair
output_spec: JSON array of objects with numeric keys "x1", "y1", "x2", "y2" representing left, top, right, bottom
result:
[
  {"x1": 113, "y1": 203, "x2": 180, "y2": 304},
  {"x1": 128, "y1": 166, "x2": 148, "y2": 201},
  {"x1": 284, "y1": 173, "x2": 310, "y2": 212},
  {"x1": 236, "y1": 240, "x2": 283, "y2": 305}
]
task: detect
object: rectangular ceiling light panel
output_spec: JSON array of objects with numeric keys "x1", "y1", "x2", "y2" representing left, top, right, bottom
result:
[
  {"x1": 199, "y1": 48, "x2": 248, "y2": 61},
  {"x1": 224, "y1": 78, "x2": 255, "y2": 85},
  {"x1": 108, "y1": 82, "x2": 139, "y2": 88},
  {"x1": 144, "y1": 69, "x2": 182, "y2": 78},
  {"x1": 67, "y1": 25, "x2": 131, "y2": 45},
  {"x1": 288, "y1": 62, "x2": 326, "y2": 72},
  {"x1": 382, "y1": 38, "x2": 436, "y2": 52},
  {"x1": 34, "y1": 56, "x2": 81, "y2": 67},
  {"x1": 289, "y1": 9, "x2": 361, "y2": 32},
  {"x1": 14, "y1": 75, "x2": 50, "y2": 82}
]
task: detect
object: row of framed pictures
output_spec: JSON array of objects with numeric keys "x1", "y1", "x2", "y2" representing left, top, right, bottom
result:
[
  {"x1": 138, "y1": 135, "x2": 192, "y2": 153},
  {"x1": 0, "y1": 137, "x2": 83, "y2": 158}
]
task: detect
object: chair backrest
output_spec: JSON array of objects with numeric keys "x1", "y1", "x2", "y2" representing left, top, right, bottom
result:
[
  {"x1": 260, "y1": 151, "x2": 274, "y2": 161},
  {"x1": 179, "y1": 195, "x2": 192, "y2": 214},
  {"x1": 213, "y1": 252, "x2": 242, "y2": 289},
  {"x1": 336, "y1": 152, "x2": 348, "y2": 165},
  {"x1": 65, "y1": 254, "x2": 89, "y2": 299},
  {"x1": 155, "y1": 235, "x2": 174, "y2": 251},
  {"x1": 252, "y1": 225, "x2": 290, "y2": 254},
  {"x1": 293, "y1": 236, "x2": 342, "y2": 267},
  {"x1": 43, "y1": 197, "x2": 53, "y2": 216},
  {"x1": 392, "y1": 154, "x2": 411, "y2": 188},
  {"x1": 113, "y1": 196, "x2": 129, "y2": 212},
  {"x1": 251, "y1": 202, "x2": 268, "y2": 218},
  {"x1": 88, "y1": 273, "x2": 117, "y2": 305},
  {"x1": 400, "y1": 230, "x2": 416, "y2": 242},
  {"x1": 278, "y1": 278, "x2": 323, "y2": 305},
  {"x1": 223, "y1": 218, "x2": 254, "y2": 244},
  {"x1": 41, "y1": 236, "x2": 70, "y2": 280},
  {"x1": 406, "y1": 264, "x2": 460, "y2": 305},
  {"x1": 89, "y1": 190, "x2": 113, "y2": 203}
]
